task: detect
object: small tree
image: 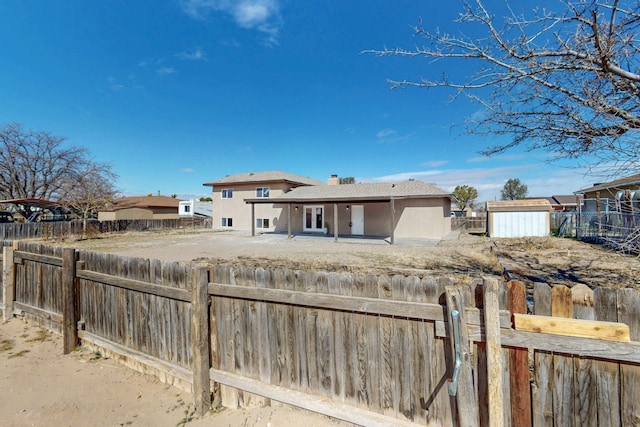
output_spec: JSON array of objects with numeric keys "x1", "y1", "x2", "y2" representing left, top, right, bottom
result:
[
  {"x1": 339, "y1": 177, "x2": 356, "y2": 184},
  {"x1": 453, "y1": 185, "x2": 478, "y2": 212},
  {"x1": 501, "y1": 178, "x2": 528, "y2": 200}
]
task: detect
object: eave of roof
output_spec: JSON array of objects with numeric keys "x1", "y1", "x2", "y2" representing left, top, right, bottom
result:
[
  {"x1": 574, "y1": 173, "x2": 640, "y2": 194},
  {"x1": 486, "y1": 199, "x2": 553, "y2": 212},
  {"x1": 245, "y1": 180, "x2": 453, "y2": 203},
  {"x1": 203, "y1": 170, "x2": 324, "y2": 187}
]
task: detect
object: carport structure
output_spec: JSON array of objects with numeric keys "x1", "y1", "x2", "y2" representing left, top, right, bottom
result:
[
  {"x1": 0, "y1": 198, "x2": 71, "y2": 222},
  {"x1": 245, "y1": 180, "x2": 453, "y2": 245}
]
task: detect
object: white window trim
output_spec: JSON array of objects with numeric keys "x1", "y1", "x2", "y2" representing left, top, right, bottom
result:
[
  {"x1": 256, "y1": 187, "x2": 270, "y2": 198},
  {"x1": 221, "y1": 217, "x2": 233, "y2": 227},
  {"x1": 303, "y1": 205, "x2": 325, "y2": 232},
  {"x1": 221, "y1": 188, "x2": 233, "y2": 199},
  {"x1": 256, "y1": 218, "x2": 270, "y2": 229}
]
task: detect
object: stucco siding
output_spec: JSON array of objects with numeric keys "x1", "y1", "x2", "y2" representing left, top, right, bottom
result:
[
  {"x1": 212, "y1": 182, "x2": 291, "y2": 231},
  {"x1": 394, "y1": 198, "x2": 451, "y2": 239}
]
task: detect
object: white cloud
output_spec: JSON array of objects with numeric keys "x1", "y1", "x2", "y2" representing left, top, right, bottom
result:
[
  {"x1": 181, "y1": 0, "x2": 282, "y2": 45},
  {"x1": 106, "y1": 76, "x2": 124, "y2": 92},
  {"x1": 364, "y1": 163, "x2": 593, "y2": 203},
  {"x1": 421, "y1": 160, "x2": 449, "y2": 168},
  {"x1": 375, "y1": 128, "x2": 413, "y2": 144},
  {"x1": 180, "y1": 168, "x2": 195, "y2": 173},
  {"x1": 466, "y1": 153, "x2": 527, "y2": 163},
  {"x1": 157, "y1": 67, "x2": 176, "y2": 76},
  {"x1": 177, "y1": 47, "x2": 207, "y2": 61},
  {"x1": 376, "y1": 129, "x2": 395, "y2": 139}
]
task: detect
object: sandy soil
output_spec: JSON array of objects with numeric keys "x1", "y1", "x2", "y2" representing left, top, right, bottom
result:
[
  {"x1": 0, "y1": 319, "x2": 350, "y2": 427},
  {"x1": 4, "y1": 228, "x2": 638, "y2": 427}
]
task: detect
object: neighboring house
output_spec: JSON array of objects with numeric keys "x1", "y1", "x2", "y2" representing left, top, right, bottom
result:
[
  {"x1": 574, "y1": 173, "x2": 640, "y2": 213},
  {"x1": 203, "y1": 171, "x2": 325, "y2": 233},
  {"x1": 203, "y1": 171, "x2": 454, "y2": 243},
  {"x1": 98, "y1": 195, "x2": 182, "y2": 221},
  {"x1": 530, "y1": 195, "x2": 582, "y2": 212},
  {"x1": 178, "y1": 199, "x2": 213, "y2": 217},
  {"x1": 486, "y1": 199, "x2": 553, "y2": 238}
]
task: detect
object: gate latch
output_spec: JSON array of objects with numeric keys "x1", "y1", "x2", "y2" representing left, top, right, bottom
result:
[{"x1": 448, "y1": 309, "x2": 462, "y2": 396}]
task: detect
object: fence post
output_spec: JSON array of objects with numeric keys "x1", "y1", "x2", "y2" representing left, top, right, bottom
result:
[
  {"x1": 191, "y1": 264, "x2": 212, "y2": 416},
  {"x1": 483, "y1": 277, "x2": 505, "y2": 427},
  {"x1": 62, "y1": 248, "x2": 78, "y2": 354},
  {"x1": 2, "y1": 245, "x2": 15, "y2": 322},
  {"x1": 445, "y1": 285, "x2": 479, "y2": 427},
  {"x1": 507, "y1": 280, "x2": 532, "y2": 427}
]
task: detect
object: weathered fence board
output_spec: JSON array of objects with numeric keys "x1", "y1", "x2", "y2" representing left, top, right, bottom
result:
[{"x1": 7, "y1": 241, "x2": 640, "y2": 427}]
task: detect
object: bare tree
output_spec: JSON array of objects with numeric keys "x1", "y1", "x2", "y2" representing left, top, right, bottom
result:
[
  {"x1": 63, "y1": 163, "x2": 119, "y2": 231},
  {"x1": 367, "y1": 0, "x2": 640, "y2": 174},
  {"x1": 0, "y1": 123, "x2": 119, "y2": 221}
]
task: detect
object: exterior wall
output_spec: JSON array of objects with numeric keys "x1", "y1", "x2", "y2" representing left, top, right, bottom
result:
[
  {"x1": 212, "y1": 182, "x2": 292, "y2": 232},
  {"x1": 98, "y1": 208, "x2": 178, "y2": 221},
  {"x1": 275, "y1": 199, "x2": 451, "y2": 240},
  {"x1": 393, "y1": 198, "x2": 452, "y2": 239},
  {"x1": 489, "y1": 211, "x2": 550, "y2": 238}
]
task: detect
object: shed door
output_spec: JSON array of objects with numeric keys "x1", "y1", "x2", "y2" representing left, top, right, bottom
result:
[
  {"x1": 351, "y1": 205, "x2": 364, "y2": 235},
  {"x1": 492, "y1": 211, "x2": 549, "y2": 237}
]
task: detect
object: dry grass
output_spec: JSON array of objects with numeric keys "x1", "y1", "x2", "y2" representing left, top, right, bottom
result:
[
  {"x1": 0, "y1": 338, "x2": 15, "y2": 354},
  {"x1": 45, "y1": 228, "x2": 640, "y2": 289}
]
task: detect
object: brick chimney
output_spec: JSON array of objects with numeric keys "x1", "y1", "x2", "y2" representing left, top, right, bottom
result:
[{"x1": 328, "y1": 174, "x2": 340, "y2": 185}]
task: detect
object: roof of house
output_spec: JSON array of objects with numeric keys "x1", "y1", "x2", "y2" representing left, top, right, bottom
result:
[
  {"x1": 203, "y1": 171, "x2": 324, "y2": 187},
  {"x1": 486, "y1": 199, "x2": 553, "y2": 212},
  {"x1": 247, "y1": 180, "x2": 452, "y2": 203},
  {"x1": 575, "y1": 173, "x2": 640, "y2": 194},
  {"x1": 529, "y1": 195, "x2": 581, "y2": 206},
  {"x1": 103, "y1": 195, "x2": 182, "y2": 211}
]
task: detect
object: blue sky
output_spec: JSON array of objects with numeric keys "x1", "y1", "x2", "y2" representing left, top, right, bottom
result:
[{"x1": 0, "y1": 0, "x2": 596, "y2": 203}]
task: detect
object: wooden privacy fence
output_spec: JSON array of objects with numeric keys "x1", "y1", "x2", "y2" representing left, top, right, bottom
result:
[
  {"x1": 3, "y1": 242, "x2": 640, "y2": 426},
  {"x1": 0, "y1": 217, "x2": 212, "y2": 240}
]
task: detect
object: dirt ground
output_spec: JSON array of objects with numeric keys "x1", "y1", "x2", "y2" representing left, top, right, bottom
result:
[
  {"x1": 52, "y1": 228, "x2": 640, "y2": 288},
  {"x1": 0, "y1": 319, "x2": 351, "y2": 427},
  {"x1": 2, "y1": 228, "x2": 639, "y2": 426}
]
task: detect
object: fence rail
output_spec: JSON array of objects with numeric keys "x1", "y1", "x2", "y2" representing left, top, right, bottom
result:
[{"x1": 2, "y1": 241, "x2": 640, "y2": 426}]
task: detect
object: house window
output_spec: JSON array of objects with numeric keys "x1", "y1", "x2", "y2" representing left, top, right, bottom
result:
[
  {"x1": 184, "y1": 205, "x2": 191, "y2": 213},
  {"x1": 256, "y1": 218, "x2": 269, "y2": 229},
  {"x1": 256, "y1": 187, "x2": 270, "y2": 198},
  {"x1": 221, "y1": 189, "x2": 233, "y2": 199},
  {"x1": 221, "y1": 217, "x2": 233, "y2": 227}
]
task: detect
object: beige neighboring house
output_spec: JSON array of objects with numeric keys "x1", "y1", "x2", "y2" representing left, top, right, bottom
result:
[
  {"x1": 203, "y1": 171, "x2": 453, "y2": 244},
  {"x1": 98, "y1": 195, "x2": 182, "y2": 221}
]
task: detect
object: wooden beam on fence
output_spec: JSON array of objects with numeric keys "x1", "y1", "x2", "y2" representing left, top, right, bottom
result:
[
  {"x1": 209, "y1": 368, "x2": 420, "y2": 427},
  {"x1": 507, "y1": 280, "x2": 532, "y2": 427},
  {"x1": 445, "y1": 285, "x2": 479, "y2": 427},
  {"x1": 76, "y1": 269, "x2": 191, "y2": 302},
  {"x1": 513, "y1": 313, "x2": 630, "y2": 342},
  {"x1": 191, "y1": 264, "x2": 212, "y2": 416},
  {"x1": 483, "y1": 277, "x2": 505, "y2": 427},
  {"x1": 62, "y1": 248, "x2": 78, "y2": 354},
  {"x1": 2, "y1": 246, "x2": 15, "y2": 322}
]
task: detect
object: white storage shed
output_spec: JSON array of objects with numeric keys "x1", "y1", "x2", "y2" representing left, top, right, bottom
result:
[{"x1": 486, "y1": 199, "x2": 553, "y2": 238}]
